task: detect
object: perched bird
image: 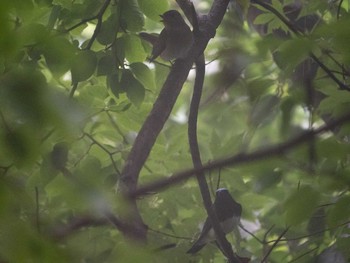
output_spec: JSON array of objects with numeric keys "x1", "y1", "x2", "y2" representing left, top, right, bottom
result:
[
  {"x1": 187, "y1": 188, "x2": 242, "y2": 254},
  {"x1": 139, "y1": 10, "x2": 193, "y2": 61}
]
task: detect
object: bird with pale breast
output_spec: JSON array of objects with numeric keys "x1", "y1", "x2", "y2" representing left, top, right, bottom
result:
[
  {"x1": 187, "y1": 188, "x2": 242, "y2": 254},
  {"x1": 139, "y1": 10, "x2": 194, "y2": 62}
]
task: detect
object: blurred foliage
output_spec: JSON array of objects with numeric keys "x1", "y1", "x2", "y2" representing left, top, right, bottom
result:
[{"x1": 0, "y1": 0, "x2": 350, "y2": 262}]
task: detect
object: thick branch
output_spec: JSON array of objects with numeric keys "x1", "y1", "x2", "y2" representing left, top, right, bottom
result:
[
  {"x1": 118, "y1": 0, "x2": 231, "y2": 240},
  {"x1": 129, "y1": 112, "x2": 350, "y2": 198}
]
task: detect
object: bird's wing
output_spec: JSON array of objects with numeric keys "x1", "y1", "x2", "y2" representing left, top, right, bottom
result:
[
  {"x1": 139, "y1": 32, "x2": 159, "y2": 45},
  {"x1": 149, "y1": 29, "x2": 167, "y2": 61}
]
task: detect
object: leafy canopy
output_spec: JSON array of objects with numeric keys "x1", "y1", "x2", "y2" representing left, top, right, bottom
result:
[{"x1": 0, "y1": 0, "x2": 350, "y2": 262}]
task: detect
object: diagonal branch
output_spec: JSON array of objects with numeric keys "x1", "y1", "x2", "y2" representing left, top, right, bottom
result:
[
  {"x1": 129, "y1": 111, "x2": 350, "y2": 198},
  {"x1": 261, "y1": 227, "x2": 289, "y2": 263}
]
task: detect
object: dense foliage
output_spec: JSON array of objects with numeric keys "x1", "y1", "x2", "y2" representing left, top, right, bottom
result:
[{"x1": 0, "y1": 0, "x2": 349, "y2": 262}]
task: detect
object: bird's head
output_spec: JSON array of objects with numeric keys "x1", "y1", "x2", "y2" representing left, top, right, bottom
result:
[{"x1": 160, "y1": 10, "x2": 186, "y2": 28}]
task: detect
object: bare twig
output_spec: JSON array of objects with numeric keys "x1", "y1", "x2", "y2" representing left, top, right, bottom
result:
[
  {"x1": 148, "y1": 227, "x2": 192, "y2": 240},
  {"x1": 83, "y1": 132, "x2": 121, "y2": 175},
  {"x1": 267, "y1": 219, "x2": 350, "y2": 244},
  {"x1": 261, "y1": 227, "x2": 289, "y2": 263},
  {"x1": 85, "y1": 0, "x2": 111, "y2": 50},
  {"x1": 288, "y1": 247, "x2": 318, "y2": 263}
]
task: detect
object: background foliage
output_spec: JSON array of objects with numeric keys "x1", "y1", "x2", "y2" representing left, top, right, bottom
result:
[{"x1": 0, "y1": 0, "x2": 350, "y2": 262}]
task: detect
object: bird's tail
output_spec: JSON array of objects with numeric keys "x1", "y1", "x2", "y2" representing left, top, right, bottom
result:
[{"x1": 186, "y1": 241, "x2": 206, "y2": 254}]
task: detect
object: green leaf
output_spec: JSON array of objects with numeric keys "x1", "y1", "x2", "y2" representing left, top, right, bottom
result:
[
  {"x1": 71, "y1": 50, "x2": 97, "y2": 83},
  {"x1": 97, "y1": 13, "x2": 119, "y2": 45},
  {"x1": 47, "y1": 5, "x2": 61, "y2": 30},
  {"x1": 3, "y1": 127, "x2": 39, "y2": 167},
  {"x1": 120, "y1": 0, "x2": 144, "y2": 32},
  {"x1": 52, "y1": 0, "x2": 72, "y2": 10},
  {"x1": 249, "y1": 94, "x2": 280, "y2": 127},
  {"x1": 137, "y1": 0, "x2": 169, "y2": 21},
  {"x1": 253, "y1": 13, "x2": 274, "y2": 25},
  {"x1": 284, "y1": 186, "x2": 320, "y2": 226},
  {"x1": 276, "y1": 38, "x2": 314, "y2": 73},
  {"x1": 97, "y1": 53, "x2": 115, "y2": 76},
  {"x1": 130, "y1": 62, "x2": 155, "y2": 90},
  {"x1": 120, "y1": 69, "x2": 145, "y2": 107},
  {"x1": 43, "y1": 36, "x2": 75, "y2": 76},
  {"x1": 253, "y1": 169, "x2": 283, "y2": 193},
  {"x1": 327, "y1": 196, "x2": 350, "y2": 227},
  {"x1": 107, "y1": 72, "x2": 120, "y2": 98},
  {"x1": 123, "y1": 34, "x2": 148, "y2": 63},
  {"x1": 315, "y1": 17, "x2": 350, "y2": 64}
]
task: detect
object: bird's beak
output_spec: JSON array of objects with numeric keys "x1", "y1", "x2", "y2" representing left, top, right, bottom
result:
[{"x1": 159, "y1": 14, "x2": 164, "y2": 22}]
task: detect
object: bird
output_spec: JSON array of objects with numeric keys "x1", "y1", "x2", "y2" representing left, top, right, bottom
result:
[
  {"x1": 139, "y1": 10, "x2": 193, "y2": 62},
  {"x1": 187, "y1": 188, "x2": 242, "y2": 254}
]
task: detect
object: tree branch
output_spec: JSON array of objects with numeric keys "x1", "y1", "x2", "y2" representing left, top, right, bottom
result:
[
  {"x1": 261, "y1": 227, "x2": 289, "y2": 263},
  {"x1": 129, "y1": 112, "x2": 350, "y2": 198},
  {"x1": 118, "y1": 0, "x2": 231, "y2": 241},
  {"x1": 189, "y1": 54, "x2": 239, "y2": 262}
]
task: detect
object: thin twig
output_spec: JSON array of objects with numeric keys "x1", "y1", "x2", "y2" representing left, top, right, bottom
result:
[
  {"x1": 85, "y1": 0, "x2": 111, "y2": 50},
  {"x1": 267, "y1": 219, "x2": 350, "y2": 243},
  {"x1": 288, "y1": 247, "x2": 318, "y2": 263},
  {"x1": 261, "y1": 227, "x2": 289, "y2": 263},
  {"x1": 148, "y1": 227, "x2": 192, "y2": 240},
  {"x1": 65, "y1": 15, "x2": 98, "y2": 32},
  {"x1": 239, "y1": 224, "x2": 264, "y2": 244},
  {"x1": 83, "y1": 132, "x2": 121, "y2": 175}
]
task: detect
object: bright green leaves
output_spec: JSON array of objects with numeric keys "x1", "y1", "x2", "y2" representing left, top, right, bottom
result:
[
  {"x1": 122, "y1": 34, "x2": 148, "y2": 63},
  {"x1": 129, "y1": 62, "x2": 156, "y2": 90},
  {"x1": 276, "y1": 38, "x2": 314, "y2": 74},
  {"x1": 71, "y1": 50, "x2": 97, "y2": 83},
  {"x1": 284, "y1": 186, "x2": 321, "y2": 226},
  {"x1": 120, "y1": 0, "x2": 144, "y2": 32},
  {"x1": 137, "y1": 0, "x2": 169, "y2": 21},
  {"x1": 253, "y1": 1, "x2": 289, "y2": 34},
  {"x1": 317, "y1": 86, "x2": 350, "y2": 117},
  {"x1": 43, "y1": 36, "x2": 76, "y2": 77},
  {"x1": 314, "y1": 16, "x2": 350, "y2": 64}
]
